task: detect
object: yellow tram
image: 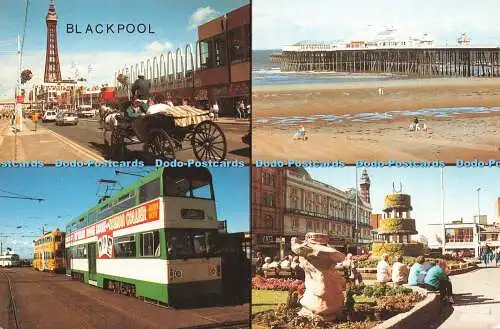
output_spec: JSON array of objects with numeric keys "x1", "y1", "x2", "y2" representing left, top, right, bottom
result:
[{"x1": 33, "y1": 229, "x2": 66, "y2": 272}]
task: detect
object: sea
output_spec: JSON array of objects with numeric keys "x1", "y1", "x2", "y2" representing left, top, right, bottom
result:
[{"x1": 252, "y1": 49, "x2": 396, "y2": 86}]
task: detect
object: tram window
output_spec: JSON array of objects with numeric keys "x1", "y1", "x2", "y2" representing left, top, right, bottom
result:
[
  {"x1": 191, "y1": 180, "x2": 213, "y2": 199},
  {"x1": 88, "y1": 211, "x2": 97, "y2": 225},
  {"x1": 75, "y1": 245, "x2": 87, "y2": 258},
  {"x1": 167, "y1": 229, "x2": 217, "y2": 259},
  {"x1": 164, "y1": 177, "x2": 190, "y2": 197},
  {"x1": 140, "y1": 231, "x2": 160, "y2": 257},
  {"x1": 114, "y1": 235, "x2": 136, "y2": 258},
  {"x1": 139, "y1": 179, "x2": 160, "y2": 203}
]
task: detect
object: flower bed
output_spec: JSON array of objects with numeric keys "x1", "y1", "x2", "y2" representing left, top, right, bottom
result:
[
  {"x1": 252, "y1": 276, "x2": 304, "y2": 293},
  {"x1": 252, "y1": 282, "x2": 425, "y2": 329}
]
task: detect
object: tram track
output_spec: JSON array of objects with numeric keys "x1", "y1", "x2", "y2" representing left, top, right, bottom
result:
[{"x1": 1, "y1": 269, "x2": 22, "y2": 329}]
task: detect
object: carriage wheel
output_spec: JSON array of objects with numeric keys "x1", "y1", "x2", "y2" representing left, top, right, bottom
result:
[
  {"x1": 109, "y1": 128, "x2": 125, "y2": 160},
  {"x1": 191, "y1": 121, "x2": 227, "y2": 161},
  {"x1": 143, "y1": 129, "x2": 176, "y2": 162}
]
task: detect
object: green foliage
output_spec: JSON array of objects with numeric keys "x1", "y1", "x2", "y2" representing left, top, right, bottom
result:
[
  {"x1": 371, "y1": 242, "x2": 424, "y2": 257},
  {"x1": 344, "y1": 289, "x2": 355, "y2": 312}
]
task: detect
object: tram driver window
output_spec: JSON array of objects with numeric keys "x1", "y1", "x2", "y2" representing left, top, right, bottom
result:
[
  {"x1": 140, "y1": 231, "x2": 160, "y2": 257},
  {"x1": 164, "y1": 177, "x2": 190, "y2": 197}
]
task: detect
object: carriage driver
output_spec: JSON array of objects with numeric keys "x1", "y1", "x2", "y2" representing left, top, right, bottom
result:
[{"x1": 131, "y1": 74, "x2": 151, "y2": 102}]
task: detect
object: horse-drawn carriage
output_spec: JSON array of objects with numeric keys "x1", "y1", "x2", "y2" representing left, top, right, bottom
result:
[{"x1": 102, "y1": 104, "x2": 227, "y2": 162}]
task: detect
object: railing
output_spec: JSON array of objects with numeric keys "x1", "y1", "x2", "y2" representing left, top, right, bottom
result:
[{"x1": 115, "y1": 42, "x2": 200, "y2": 98}]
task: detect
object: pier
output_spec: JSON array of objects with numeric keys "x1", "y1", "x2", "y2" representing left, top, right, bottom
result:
[{"x1": 272, "y1": 46, "x2": 500, "y2": 77}]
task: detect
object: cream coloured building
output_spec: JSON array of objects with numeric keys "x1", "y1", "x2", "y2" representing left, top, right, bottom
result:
[{"x1": 282, "y1": 168, "x2": 372, "y2": 250}]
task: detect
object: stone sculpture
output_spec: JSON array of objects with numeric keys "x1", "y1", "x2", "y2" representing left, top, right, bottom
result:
[{"x1": 291, "y1": 232, "x2": 346, "y2": 321}]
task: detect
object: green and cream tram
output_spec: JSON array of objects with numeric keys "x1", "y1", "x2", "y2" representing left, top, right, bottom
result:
[{"x1": 65, "y1": 168, "x2": 224, "y2": 306}]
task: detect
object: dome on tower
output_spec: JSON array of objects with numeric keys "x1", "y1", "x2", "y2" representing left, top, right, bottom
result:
[
  {"x1": 360, "y1": 168, "x2": 370, "y2": 185},
  {"x1": 46, "y1": 0, "x2": 58, "y2": 22}
]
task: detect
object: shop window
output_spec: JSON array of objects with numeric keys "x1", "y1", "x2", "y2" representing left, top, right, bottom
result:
[
  {"x1": 199, "y1": 39, "x2": 213, "y2": 69},
  {"x1": 214, "y1": 35, "x2": 226, "y2": 67}
]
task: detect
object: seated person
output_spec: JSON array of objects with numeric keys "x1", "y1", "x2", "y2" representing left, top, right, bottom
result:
[
  {"x1": 392, "y1": 255, "x2": 409, "y2": 285},
  {"x1": 261, "y1": 257, "x2": 272, "y2": 269},
  {"x1": 280, "y1": 256, "x2": 291, "y2": 270},
  {"x1": 423, "y1": 260, "x2": 454, "y2": 304},
  {"x1": 268, "y1": 256, "x2": 281, "y2": 269},
  {"x1": 126, "y1": 99, "x2": 148, "y2": 119},
  {"x1": 408, "y1": 256, "x2": 425, "y2": 286},
  {"x1": 376, "y1": 253, "x2": 392, "y2": 284}
]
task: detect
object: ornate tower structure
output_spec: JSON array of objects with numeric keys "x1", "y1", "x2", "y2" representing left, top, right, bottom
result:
[
  {"x1": 44, "y1": 0, "x2": 62, "y2": 82},
  {"x1": 372, "y1": 184, "x2": 423, "y2": 256},
  {"x1": 359, "y1": 168, "x2": 371, "y2": 205}
]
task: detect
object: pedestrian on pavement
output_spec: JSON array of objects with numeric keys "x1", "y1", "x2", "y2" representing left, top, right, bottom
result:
[
  {"x1": 237, "y1": 100, "x2": 245, "y2": 119},
  {"x1": 423, "y1": 260, "x2": 454, "y2": 304},
  {"x1": 246, "y1": 103, "x2": 251, "y2": 118},
  {"x1": 376, "y1": 253, "x2": 391, "y2": 285},
  {"x1": 212, "y1": 101, "x2": 219, "y2": 121}
]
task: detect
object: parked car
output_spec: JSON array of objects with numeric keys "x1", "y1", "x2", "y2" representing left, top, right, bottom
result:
[
  {"x1": 42, "y1": 110, "x2": 57, "y2": 122},
  {"x1": 55, "y1": 112, "x2": 79, "y2": 126},
  {"x1": 78, "y1": 105, "x2": 96, "y2": 118}
]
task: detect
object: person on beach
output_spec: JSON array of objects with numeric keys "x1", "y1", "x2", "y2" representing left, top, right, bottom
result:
[{"x1": 293, "y1": 125, "x2": 307, "y2": 140}]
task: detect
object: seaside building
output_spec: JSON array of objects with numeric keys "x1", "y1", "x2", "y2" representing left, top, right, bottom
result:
[
  {"x1": 273, "y1": 26, "x2": 500, "y2": 77},
  {"x1": 252, "y1": 168, "x2": 373, "y2": 257},
  {"x1": 114, "y1": 4, "x2": 250, "y2": 116}
]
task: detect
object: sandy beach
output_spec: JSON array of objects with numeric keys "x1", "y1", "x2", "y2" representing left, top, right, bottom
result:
[{"x1": 252, "y1": 78, "x2": 500, "y2": 162}]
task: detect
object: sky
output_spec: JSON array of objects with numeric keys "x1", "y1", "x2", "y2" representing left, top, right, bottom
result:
[
  {"x1": 0, "y1": 167, "x2": 249, "y2": 258},
  {"x1": 253, "y1": 0, "x2": 500, "y2": 49},
  {"x1": 307, "y1": 167, "x2": 500, "y2": 245},
  {"x1": 0, "y1": 0, "x2": 249, "y2": 98}
]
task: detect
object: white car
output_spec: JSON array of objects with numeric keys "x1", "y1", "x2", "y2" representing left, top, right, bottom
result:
[
  {"x1": 42, "y1": 110, "x2": 57, "y2": 122},
  {"x1": 55, "y1": 112, "x2": 79, "y2": 126},
  {"x1": 78, "y1": 106, "x2": 96, "y2": 118}
]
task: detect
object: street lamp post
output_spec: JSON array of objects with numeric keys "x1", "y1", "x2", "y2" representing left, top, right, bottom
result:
[
  {"x1": 476, "y1": 187, "x2": 481, "y2": 257},
  {"x1": 88, "y1": 65, "x2": 93, "y2": 109},
  {"x1": 355, "y1": 168, "x2": 359, "y2": 254}
]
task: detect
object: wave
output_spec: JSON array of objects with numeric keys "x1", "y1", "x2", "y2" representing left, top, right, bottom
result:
[{"x1": 252, "y1": 69, "x2": 398, "y2": 78}]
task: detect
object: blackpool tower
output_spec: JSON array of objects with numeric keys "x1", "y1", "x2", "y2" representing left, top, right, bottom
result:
[{"x1": 44, "y1": 0, "x2": 62, "y2": 82}]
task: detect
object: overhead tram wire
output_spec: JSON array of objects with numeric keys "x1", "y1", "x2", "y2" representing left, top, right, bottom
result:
[{"x1": 0, "y1": 188, "x2": 45, "y2": 202}]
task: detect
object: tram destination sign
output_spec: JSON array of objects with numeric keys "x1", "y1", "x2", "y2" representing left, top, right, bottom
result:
[{"x1": 66, "y1": 199, "x2": 160, "y2": 244}]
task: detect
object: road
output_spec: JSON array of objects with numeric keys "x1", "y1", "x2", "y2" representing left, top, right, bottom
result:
[
  {"x1": 0, "y1": 267, "x2": 249, "y2": 329},
  {"x1": 428, "y1": 266, "x2": 500, "y2": 329},
  {"x1": 40, "y1": 119, "x2": 249, "y2": 163}
]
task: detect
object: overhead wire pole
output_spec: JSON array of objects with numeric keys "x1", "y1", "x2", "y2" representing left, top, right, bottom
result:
[
  {"x1": 441, "y1": 168, "x2": 445, "y2": 255},
  {"x1": 14, "y1": 0, "x2": 30, "y2": 133}
]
